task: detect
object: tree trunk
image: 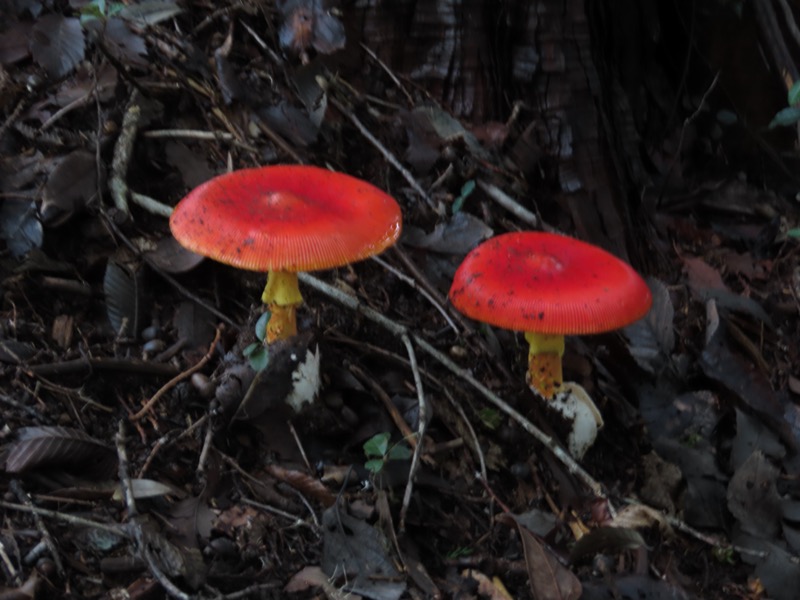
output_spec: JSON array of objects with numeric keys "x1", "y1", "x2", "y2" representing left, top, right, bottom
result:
[{"x1": 346, "y1": 0, "x2": 656, "y2": 260}]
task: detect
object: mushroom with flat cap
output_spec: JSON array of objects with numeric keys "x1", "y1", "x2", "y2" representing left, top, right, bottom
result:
[
  {"x1": 170, "y1": 165, "x2": 402, "y2": 342},
  {"x1": 448, "y1": 231, "x2": 652, "y2": 399}
]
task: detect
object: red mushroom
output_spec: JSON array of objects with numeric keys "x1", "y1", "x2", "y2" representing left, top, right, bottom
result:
[
  {"x1": 448, "y1": 232, "x2": 652, "y2": 399},
  {"x1": 170, "y1": 165, "x2": 402, "y2": 342}
]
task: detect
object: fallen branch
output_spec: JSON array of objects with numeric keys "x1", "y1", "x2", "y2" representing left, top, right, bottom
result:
[{"x1": 298, "y1": 272, "x2": 606, "y2": 499}]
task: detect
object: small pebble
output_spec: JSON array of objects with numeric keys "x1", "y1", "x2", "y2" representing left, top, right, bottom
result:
[
  {"x1": 191, "y1": 373, "x2": 216, "y2": 399},
  {"x1": 142, "y1": 339, "x2": 165, "y2": 354},
  {"x1": 36, "y1": 557, "x2": 56, "y2": 578},
  {"x1": 141, "y1": 325, "x2": 160, "y2": 341}
]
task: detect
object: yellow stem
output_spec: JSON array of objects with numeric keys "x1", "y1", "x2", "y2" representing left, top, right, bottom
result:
[
  {"x1": 261, "y1": 271, "x2": 303, "y2": 342},
  {"x1": 525, "y1": 332, "x2": 565, "y2": 400}
]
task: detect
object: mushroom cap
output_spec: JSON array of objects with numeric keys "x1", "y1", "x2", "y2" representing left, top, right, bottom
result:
[
  {"x1": 169, "y1": 165, "x2": 402, "y2": 272},
  {"x1": 449, "y1": 232, "x2": 652, "y2": 334}
]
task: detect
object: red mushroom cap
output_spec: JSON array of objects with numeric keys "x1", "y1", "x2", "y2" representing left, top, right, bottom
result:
[
  {"x1": 169, "y1": 165, "x2": 402, "y2": 272},
  {"x1": 449, "y1": 232, "x2": 652, "y2": 334}
]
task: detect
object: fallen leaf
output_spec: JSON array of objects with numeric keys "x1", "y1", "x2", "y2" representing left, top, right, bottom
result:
[
  {"x1": 321, "y1": 502, "x2": 406, "y2": 600},
  {"x1": 5, "y1": 426, "x2": 116, "y2": 477},
  {"x1": 498, "y1": 513, "x2": 581, "y2": 600},
  {"x1": 727, "y1": 451, "x2": 781, "y2": 539},
  {"x1": 0, "y1": 201, "x2": 43, "y2": 257},
  {"x1": 30, "y1": 14, "x2": 85, "y2": 78}
]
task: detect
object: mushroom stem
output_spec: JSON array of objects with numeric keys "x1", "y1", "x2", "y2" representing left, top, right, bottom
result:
[
  {"x1": 524, "y1": 331, "x2": 564, "y2": 400},
  {"x1": 262, "y1": 270, "x2": 304, "y2": 342}
]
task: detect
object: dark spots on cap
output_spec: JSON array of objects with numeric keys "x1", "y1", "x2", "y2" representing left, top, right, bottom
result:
[
  {"x1": 538, "y1": 312, "x2": 545, "y2": 320},
  {"x1": 243, "y1": 238, "x2": 255, "y2": 246}
]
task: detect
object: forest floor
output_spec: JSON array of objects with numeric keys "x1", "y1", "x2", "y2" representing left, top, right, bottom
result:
[{"x1": 1, "y1": 1, "x2": 800, "y2": 599}]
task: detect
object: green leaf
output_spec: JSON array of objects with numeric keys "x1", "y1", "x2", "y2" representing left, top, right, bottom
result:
[
  {"x1": 363, "y1": 432, "x2": 390, "y2": 458},
  {"x1": 244, "y1": 345, "x2": 269, "y2": 371},
  {"x1": 446, "y1": 546, "x2": 473, "y2": 559},
  {"x1": 364, "y1": 459, "x2": 385, "y2": 474},
  {"x1": 452, "y1": 180, "x2": 476, "y2": 214},
  {"x1": 477, "y1": 407, "x2": 502, "y2": 430},
  {"x1": 768, "y1": 106, "x2": 800, "y2": 129},
  {"x1": 387, "y1": 444, "x2": 412, "y2": 461},
  {"x1": 789, "y1": 81, "x2": 800, "y2": 106},
  {"x1": 255, "y1": 311, "x2": 270, "y2": 342}
]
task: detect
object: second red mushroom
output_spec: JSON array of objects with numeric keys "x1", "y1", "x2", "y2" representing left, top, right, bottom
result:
[{"x1": 449, "y1": 232, "x2": 653, "y2": 399}]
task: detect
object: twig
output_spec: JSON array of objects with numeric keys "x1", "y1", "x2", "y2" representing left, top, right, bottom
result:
[
  {"x1": 41, "y1": 91, "x2": 94, "y2": 131},
  {"x1": 197, "y1": 412, "x2": 216, "y2": 474},
  {"x1": 9, "y1": 481, "x2": 65, "y2": 579},
  {"x1": 371, "y1": 255, "x2": 458, "y2": 334},
  {"x1": 658, "y1": 72, "x2": 720, "y2": 205},
  {"x1": 143, "y1": 128, "x2": 258, "y2": 152},
  {"x1": 144, "y1": 128, "x2": 234, "y2": 140},
  {"x1": 110, "y1": 90, "x2": 175, "y2": 217},
  {"x1": 0, "y1": 99, "x2": 27, "y2": 142},
  {"x1": 0, "y1": 539, "x2": 20, "y2": 587},
  {"x1": 26, "y1": 357, "x2": 179, "y2": 379},
  {"x1": 239, "y1": 498, "x2": 307, "y2": 527},
  {"x1": 476, "y1": 179, "x2": 546, "y2": 230},
  {"x1": 130, "y1": 326, "x2": 222, "y2": 421},
  {"x1": 110, "y1": 93, "x2": 138, "y2": 214},
  {"x1": 288, "y1": 421, "x2": 312, "y2": 473},
  {"x1": 116, "y1": 421, "x2": 191, "y2": 600},
  {"x1": 0, "y1": 501, "x2": 128, "y2": 536},
  {"x1": 131, "y1": 192, "x2": 174, "y2": 217},
  {"x1": 207, "y1": 581, "x2": 280, "y2": 599},
  {"x1": 443, "y1": 386, "x2": 487, "y2": 484},
  {"x1": 324, "y1": 91, "x2": 438, "y2": 213},
  {"x1": 360, "y1": 43, "x2": 414, "y2": 105},
  {"x1": 398, "y1": 333, "x2": 427, "y2": 533},
  {"x1": 137, "y1": 433, "x2": 174, "y2": 479},
  {"x1": 298, "y1": 273, "x2": 606, "y2": 499},
  {"x1": 251, "y1": 115, "x2": 305, "y2": 164},
  {"x1": 390, "y1": 246, "x2": 514, "y2": 380},
  {"x1": 349, "y1": 363, "x2": 417, "y2": 447}
]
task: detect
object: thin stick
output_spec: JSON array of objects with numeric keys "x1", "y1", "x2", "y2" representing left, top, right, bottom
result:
[
  {"x1": 143, "y1": 128, "x2": 258, "y2": 152},
  {"x1": 288, "y1": 421, "x2": 313, "y2": 473},
  {"x1": 116, "y1": 421, "x2": 190, "y2": 600},
  {"x1": 476, "y1": 179, "x2": 545, "y2": 230},
  {"x1": 398, "y1": 333, "x2": 427, "y2": 533},
  {"x1": 0, "y1": 501, "x2": 128, "y2": 536},
  {"x1": 349, "y1": 363, "x2": 417, "y2": 447},
  {"x1": 360, "y1": 43, "x2": 414, "y2": 105},
  {"x1": 443, "y1": 386, "x2": 487, "y2": 483},
  {"x1": 9, "y1": 480, "x2": 65, "y2": 578},
  {"x1": 372, "y1": 255, "x2": 458, "y2": 334},
  {"x1": 298, "y1": 273, "x2": 606, "y2": 499},
  {"x1": 197, "y1": 412, "x2": 216, "y2": 475},
  {"x1": 325, "y1": 92, "x2": 438, "y2": 213},
  {"x1": 130, "y1": 326, "x2": 221, "y2": 421},
  {"x1": 110, "y1": 91, "x2": 176, "y2": 217}
]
